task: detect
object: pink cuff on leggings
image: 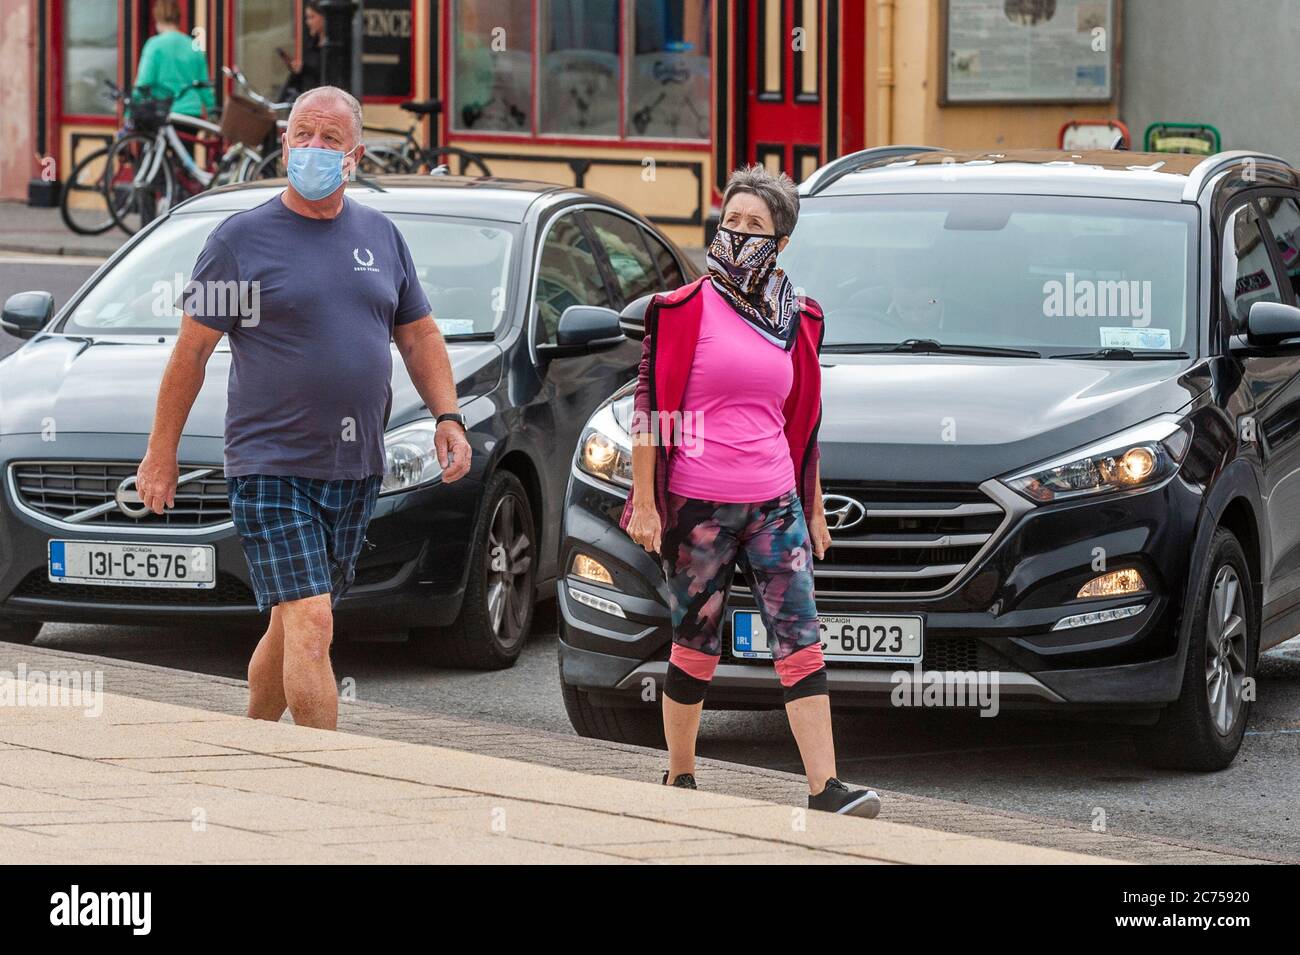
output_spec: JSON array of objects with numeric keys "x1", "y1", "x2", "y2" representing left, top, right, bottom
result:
[
  {"x1": 774, "y1": 644, "x2": 825, "y2": 688},
  {"x1": 669, "y1": 644, "x2": 720, "y2": 682}
]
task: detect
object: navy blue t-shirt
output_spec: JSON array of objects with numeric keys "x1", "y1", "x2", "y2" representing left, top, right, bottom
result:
[{"x1": 186, "y1": 195, "x2": 430, "y2": 480}]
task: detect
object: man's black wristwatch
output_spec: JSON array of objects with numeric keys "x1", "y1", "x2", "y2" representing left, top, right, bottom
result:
[{"x1": 436, "y1": 412, "x2": 466, "y2": 430}]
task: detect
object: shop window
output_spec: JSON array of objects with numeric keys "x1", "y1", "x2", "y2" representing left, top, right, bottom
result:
[
  {"x1": 539, "y1": 0, "x2": 621, "y2": 136},
  {"x1": 536, "y1": 214, "x2": 614, "y2": 343},
  {"x1": 62, "y1": 0, "x2": 119, "y2": 117},
  {"x1": 452, "y1": 0, "x2": 534, "y2": 132},
  {"x1": 452, "y1": 0, "x2": 711, "y2": 142},
  {"x1": 235, "y1": 0, "x2": 298, "y2": 100},
  {"x1": 628, "y1": 0, "x2": 710, "y2": 139}
]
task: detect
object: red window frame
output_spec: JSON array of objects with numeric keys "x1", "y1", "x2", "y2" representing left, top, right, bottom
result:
[{"x1": 51, "y1": 0, "x2": 123, "y2": 129}]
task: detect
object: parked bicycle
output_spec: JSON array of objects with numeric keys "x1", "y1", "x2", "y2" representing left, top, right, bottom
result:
[
  {"x1": 60, "y1": 80, "x2": 268, "y2": 236},
  {"x1": 106, "y1": 78, "x2": 277, "y2": 234}
]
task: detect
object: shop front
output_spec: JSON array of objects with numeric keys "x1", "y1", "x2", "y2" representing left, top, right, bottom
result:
[
  {"x1": 25, "y1": 1, "x2": 874, "y2": 245},
  {"x1": 18, "y1": 1, "x2": 1120, "y2": 245}
]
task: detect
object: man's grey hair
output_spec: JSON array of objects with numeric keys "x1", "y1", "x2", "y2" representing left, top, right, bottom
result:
[
  {"x1": 288, "y1": 85, "x2": 364, "y2": 145},
  {"x1": 721, "y1": 164, "x2": 800, "y2": 237}
]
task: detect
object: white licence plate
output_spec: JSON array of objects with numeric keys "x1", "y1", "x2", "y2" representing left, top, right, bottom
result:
[
  {"x1": 47, "y1": 541, "x2": 216, "y2": 589},
  {"x1": 732, "y1": 611, "x2": 923, "y2": 662}
]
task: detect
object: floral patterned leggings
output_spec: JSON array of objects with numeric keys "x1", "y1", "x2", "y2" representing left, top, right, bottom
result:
[{"x1": 658, "y1": 489, "x2": 827, "y2": 705}]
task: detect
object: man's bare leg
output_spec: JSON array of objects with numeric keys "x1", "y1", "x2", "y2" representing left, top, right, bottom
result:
[
  {"x1": 280, "y1": 593, "x2": 338, "y2": 729},
  {"x1": 247, "y1": 605, "x2": 288, "y2": 721}
]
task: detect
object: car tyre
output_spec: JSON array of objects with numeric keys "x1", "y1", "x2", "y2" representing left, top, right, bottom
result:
[
  {"x1": 408, "y1": 471, "x2": 536, "y2": 670},
  {"x1": 561, "y1": 678, "x2": 665, "y2": 749},
  {"x1": 0, "y1": 619, "x2": 42, "y2": 645},
  {"x1": 1137, "y1": 528, "x2": 1255, "y2": 771}
]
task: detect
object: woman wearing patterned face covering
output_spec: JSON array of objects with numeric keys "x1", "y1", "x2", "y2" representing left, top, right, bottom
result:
[{"x1": 620, "y1": 165, "x2": 881, "y2": 817}]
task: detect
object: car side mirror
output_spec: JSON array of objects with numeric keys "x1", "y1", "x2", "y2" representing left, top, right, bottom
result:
[
  {"x1": 537, "y1": 305, "x2": 624, "y2": 358},
  {"x1": 1245, "y1": 301, "x2": 1300, "y2": 350},
  {"x1": 1, "y1": 291, "x2": 54, "y2": 340},
  {"x1": 618, "y1": 293, "x2": 655, "y2": 341}
]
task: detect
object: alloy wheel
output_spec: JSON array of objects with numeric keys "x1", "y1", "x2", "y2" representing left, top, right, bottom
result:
[
  {"x1": 485, "y1": 493, "x2": 533, "y2": 646},
  {"x1": 1205, "y1": 564, "x2": 1248, "y2": 735}
]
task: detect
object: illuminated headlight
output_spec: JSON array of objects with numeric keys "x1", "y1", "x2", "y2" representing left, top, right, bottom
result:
[
  {"x1": 1077, "y1": 568, "x2": 1146, "y2": 599},
  {"x1": 381, "y1": 419, "x2": 443, "y2": 495},
  {"x1": 576, "y1": 400, "x2": 633, "y2": 489},
  {"x1": 1002, "y1": 416, "x2": 1192, "y2": 504},
  {"x1": 571, "y1": 554, "x2": 614, "y2": 585}
]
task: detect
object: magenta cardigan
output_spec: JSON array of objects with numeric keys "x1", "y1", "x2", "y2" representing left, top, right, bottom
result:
[{"x1": 618, "y1": 275, "x2": 825, "y2": 531}]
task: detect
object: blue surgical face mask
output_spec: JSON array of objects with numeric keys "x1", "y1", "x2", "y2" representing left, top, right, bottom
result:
[{"x1": 286, "y1": 144, "x2": 358, "y2": 201}]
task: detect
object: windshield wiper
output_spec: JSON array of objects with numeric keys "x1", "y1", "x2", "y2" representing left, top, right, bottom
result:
[
  {"x1": 822, "y1": 338, "x2": 1041, "y2": 358},
  {"x1": 1053, "y1": 348, "x2": 1191, "y2": 360}
]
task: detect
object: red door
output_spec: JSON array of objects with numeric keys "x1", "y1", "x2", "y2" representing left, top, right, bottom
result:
[{"x1": 743, "y1": 0, "x2": 824, "y2": 183}]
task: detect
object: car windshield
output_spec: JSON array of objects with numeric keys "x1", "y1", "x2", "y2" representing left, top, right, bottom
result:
[
  {"x1": 60, "y1": 208, "x2": 517, "y2": 338},
  {"x1": 780, "y1": 194, "x2": 1198, "y2": 356}
]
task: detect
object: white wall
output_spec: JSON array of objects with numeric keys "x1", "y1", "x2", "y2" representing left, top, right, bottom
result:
[{"x1": 1121, "y1": 0, "x2": 1300, "y2": 162}]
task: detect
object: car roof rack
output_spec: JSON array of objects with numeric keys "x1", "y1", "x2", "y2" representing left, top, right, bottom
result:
[
  {"x1": 1182, "y1": 150, "x2": 1290, "y2": 201},
  {"x1": 799, "y1": 145, "x2": 947, "y2": 197}
]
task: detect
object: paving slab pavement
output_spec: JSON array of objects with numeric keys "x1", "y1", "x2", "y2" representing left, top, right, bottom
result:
[
  {"x1": 0, "y1": 671, "x2": 1121, "y2": 864},
  {"x1": 0, "y1": 644, "x2": 1286, "y2": 864}
]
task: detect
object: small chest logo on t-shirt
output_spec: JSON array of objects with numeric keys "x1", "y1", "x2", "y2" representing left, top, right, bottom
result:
[{"x1": 352, "y1": 248, "x2": 379, "y2": 272}]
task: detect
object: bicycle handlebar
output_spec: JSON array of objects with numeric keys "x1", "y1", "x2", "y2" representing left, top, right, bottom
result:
[{"x1": 221, "y1": 66, "x2": 292, "y2": 112}]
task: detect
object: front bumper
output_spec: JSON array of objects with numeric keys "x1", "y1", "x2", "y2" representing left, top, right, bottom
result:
[
  {"x1": 558, "y1": 465, "x2": 1200, "y2": 710},
  {"x1": 0, "y1": 435, "x2": 481, "y2": 631}
]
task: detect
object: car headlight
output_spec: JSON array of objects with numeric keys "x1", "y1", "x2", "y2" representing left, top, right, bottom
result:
[
  {"x1": 576, "y1": 399, "x2": 634, "y2": 489},
  {"x1": 1002, "y1": 416, "x2": 1193, "y2": 504},
  {"x1": 381, "y1": 419, "x2": 444, "y2": 495}
]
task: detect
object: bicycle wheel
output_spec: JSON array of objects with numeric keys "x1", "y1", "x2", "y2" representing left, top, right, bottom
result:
[
  {"x1": 414, "y1": 146, "x2": 491, "y2": 177},
  {"x1": 59, "y1": 146, "x2": 118, "y2": 235},
  {"x1": 360, "y1": 147, "x2": 410, "y2": 174},
  {"x1": 106, "y1": 132, "x2": 177, "y2": 235},
  {"x1": 249, "y1": 148, "x2": 283, "y2": 180}
]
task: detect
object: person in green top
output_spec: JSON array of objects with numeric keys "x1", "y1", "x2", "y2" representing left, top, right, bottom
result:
[{"x1": 133, "y1": 0, "x2": 214, "y2": 117}]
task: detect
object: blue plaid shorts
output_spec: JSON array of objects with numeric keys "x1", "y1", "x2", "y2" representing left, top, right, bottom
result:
[{"x1": 227, "y1": 474, "x2": 382, "y2": 612}]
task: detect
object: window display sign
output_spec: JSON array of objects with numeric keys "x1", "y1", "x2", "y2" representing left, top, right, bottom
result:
[
  {"x1": 363, "y1": 0, "x2": 414, "y2": 99},
  {"x1": 941, "y1": 0, "x2": 1117, "y2": 104}
]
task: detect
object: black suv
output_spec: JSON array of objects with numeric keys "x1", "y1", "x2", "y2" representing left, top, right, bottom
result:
[{"x1": 557, "y1": 147, "x2": 1300, "y2": 770}]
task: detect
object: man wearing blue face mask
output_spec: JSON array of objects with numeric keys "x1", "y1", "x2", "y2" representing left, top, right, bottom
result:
[{"x1": 136, "y1": 86, "x2": 472, "y2": 731}]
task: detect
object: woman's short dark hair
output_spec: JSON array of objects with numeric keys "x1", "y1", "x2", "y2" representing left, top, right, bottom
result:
[{"x1": 721, "y1": 164, "x2": 800, "y2": 238}]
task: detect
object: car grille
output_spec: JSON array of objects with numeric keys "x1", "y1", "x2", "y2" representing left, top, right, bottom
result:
[
  {"x1": 9, "y1": 569, "x2": 255, "y2": 606},
  {"x1": 736, "y1": 483, "x2": 1007, "y2": 598},
  {"x1": 8, "y1": 461, "x2": 230, "y2": 529}
]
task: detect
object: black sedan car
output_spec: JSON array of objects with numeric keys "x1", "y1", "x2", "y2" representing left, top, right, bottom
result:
[
  {"x1": 559, "y1": 147, "x2": 1300, "y2": 769},
  {"x1": 0, "y1": 175, "x2": 695, "y2": 668}
]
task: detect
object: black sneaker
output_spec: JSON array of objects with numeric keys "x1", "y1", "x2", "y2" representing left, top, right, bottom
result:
[
  {"x1": 662, "y1": 771, "x2": 697, "y2": 789},
  {"x1": 808, "y1": 777, "x2": 881, "y2": 818}
]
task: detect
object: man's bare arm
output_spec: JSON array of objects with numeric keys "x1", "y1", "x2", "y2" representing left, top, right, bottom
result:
[
  {"x1": 392, "y1": 315, "x2": 472, "y2": 483},
  {"x1": 137, "y1": 315, "x2": 224, "y2": 514}
]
